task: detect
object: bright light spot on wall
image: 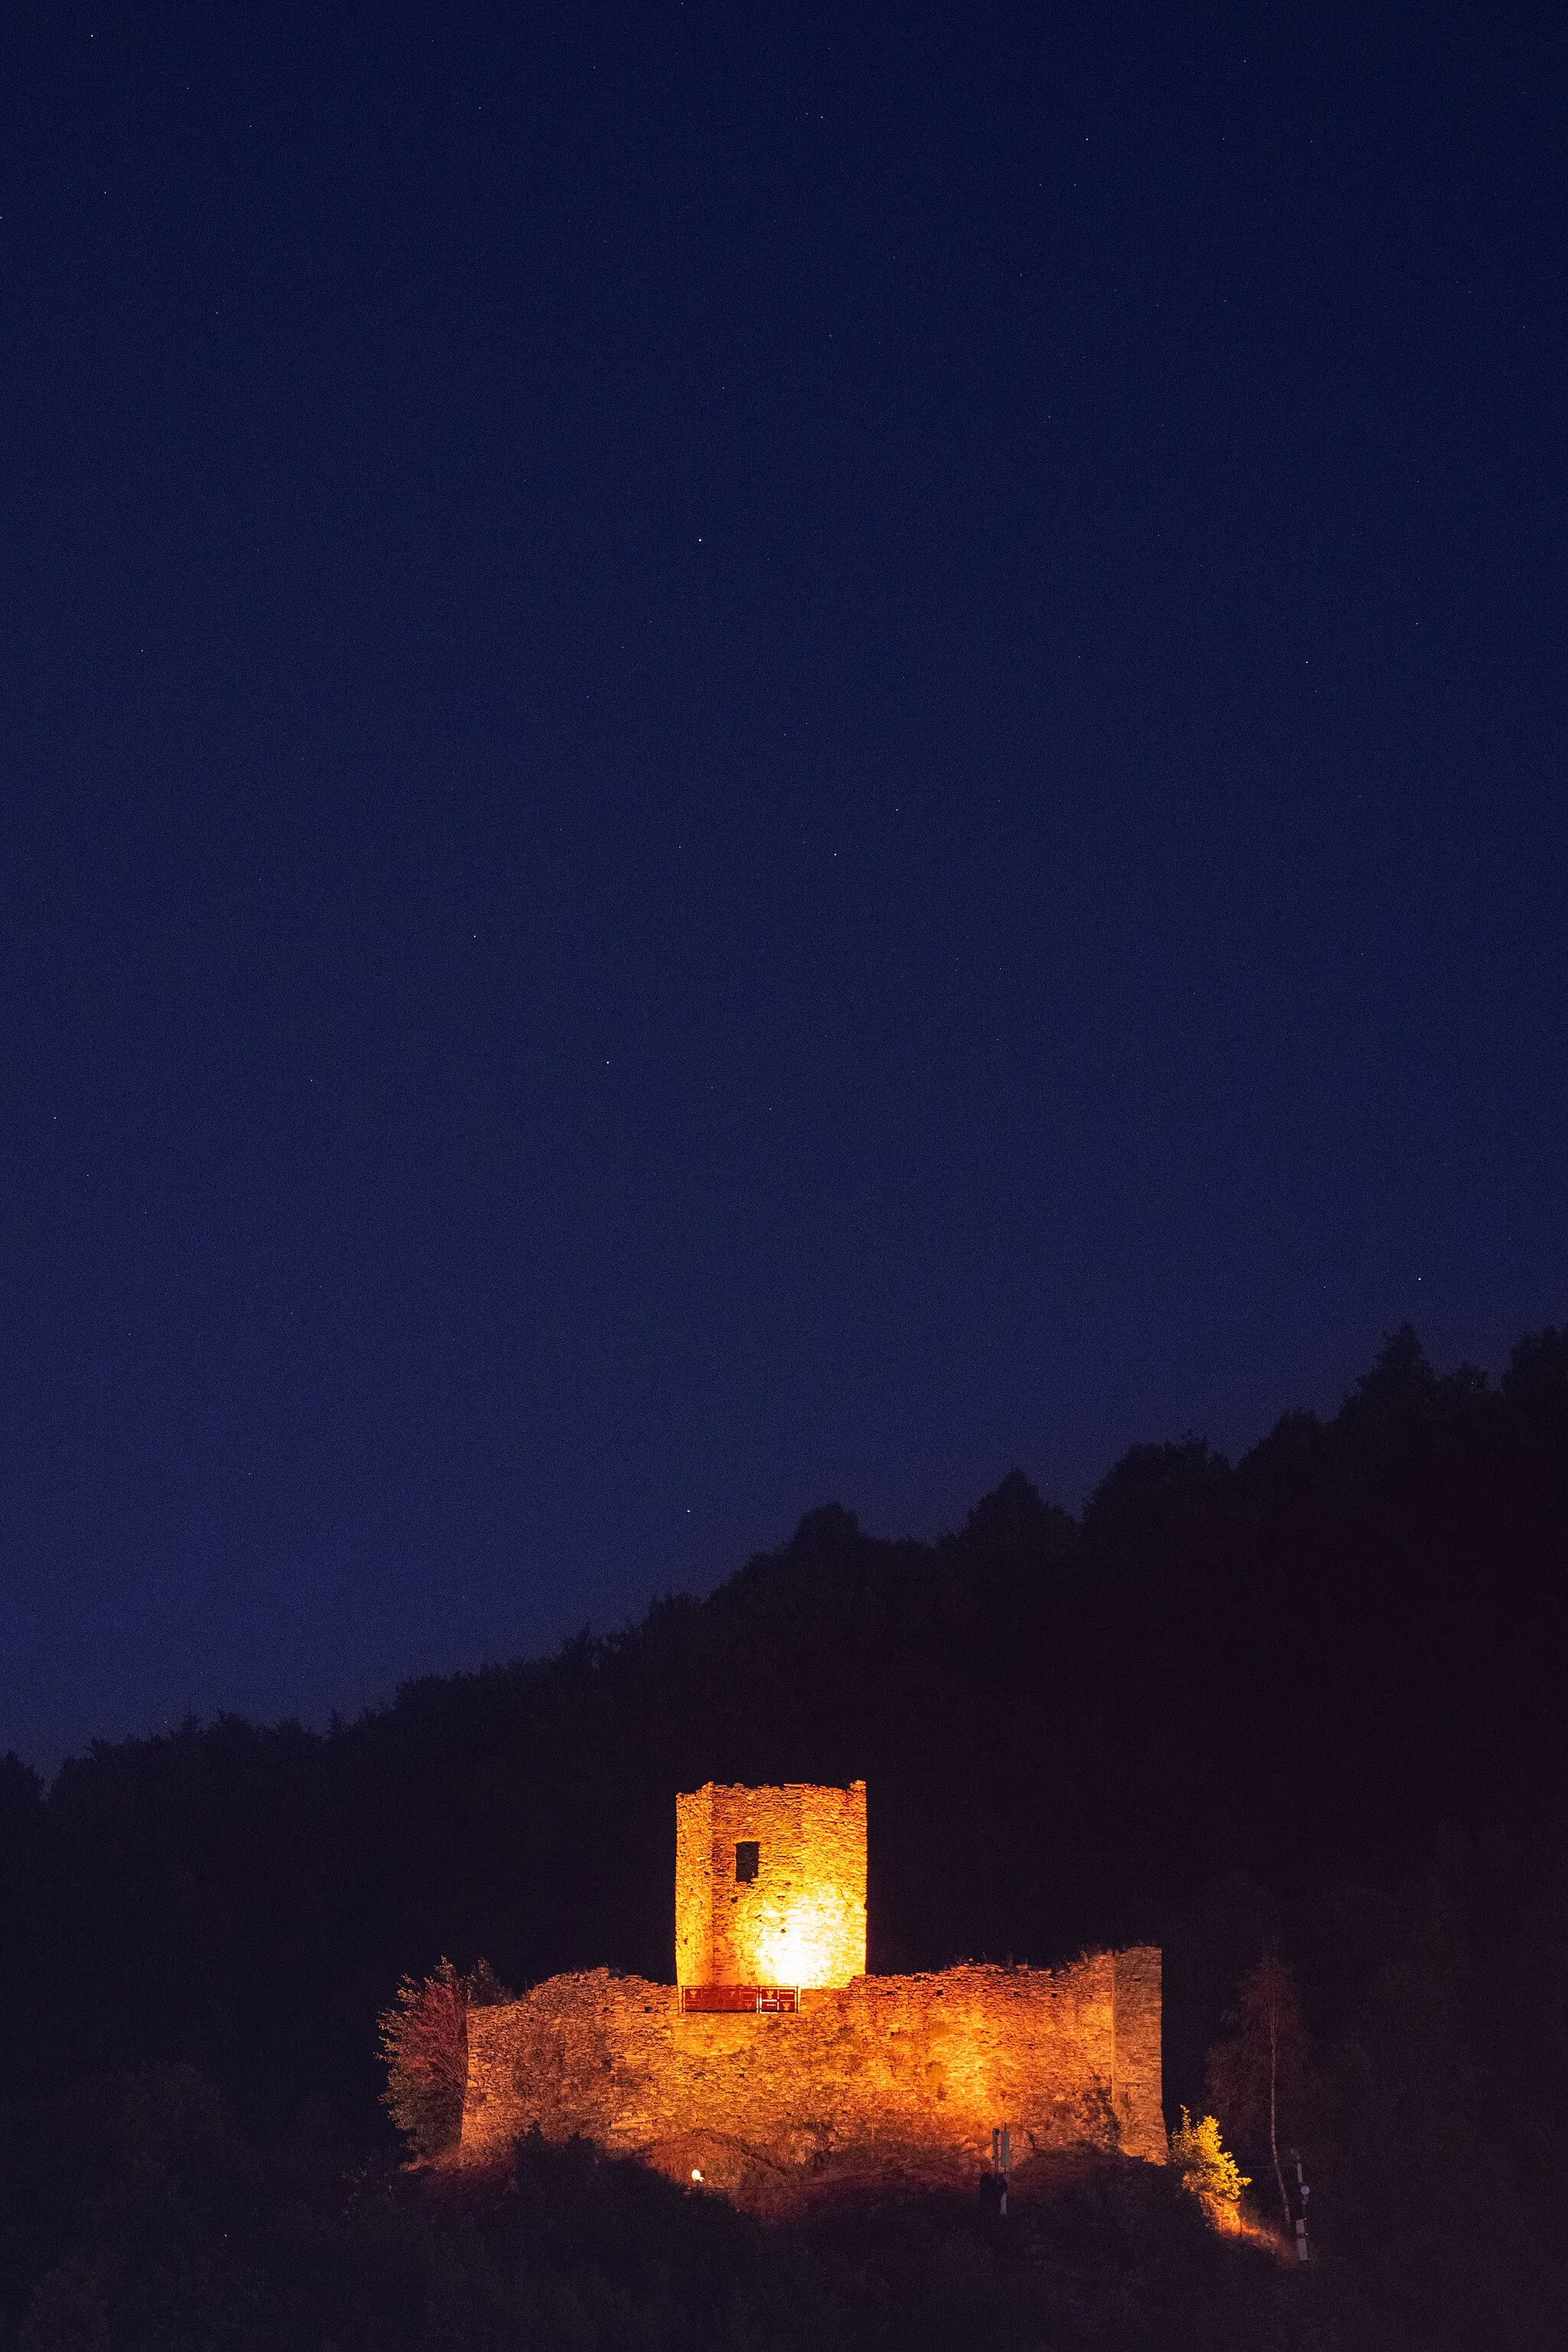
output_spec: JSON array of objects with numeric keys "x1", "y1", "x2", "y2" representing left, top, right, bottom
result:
[{"x1": 758, "y1": 1893, "x2": 862, "y2": 1989}]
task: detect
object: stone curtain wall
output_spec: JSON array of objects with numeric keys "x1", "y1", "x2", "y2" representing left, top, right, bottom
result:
[
  {"x1": 461, "y1": 1948, "x2": 1165, "y2": 2203},
  {"x1": 675, "y1": 1780, "x2": 867, "y2": 1991}
]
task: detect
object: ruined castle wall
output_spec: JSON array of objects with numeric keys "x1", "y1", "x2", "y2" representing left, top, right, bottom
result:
[
  {"x1": 674, "y1": 1785, "x2": 714, "y2": 1988},
  {"x1": 462, "y1": 1947, "x2": 1162, "y2": 2194},
  {"x1": 1109, "y1": 1944, "x2": 1165, "y2": 2161},
  {"x1": 675, "y1": 1780, "x2": 866, "y2": 1990}
]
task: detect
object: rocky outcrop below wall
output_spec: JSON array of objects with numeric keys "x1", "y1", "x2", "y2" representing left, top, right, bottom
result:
[{"x1": 460, "y1": 1948, "x2": 1163, "y2": 2210}]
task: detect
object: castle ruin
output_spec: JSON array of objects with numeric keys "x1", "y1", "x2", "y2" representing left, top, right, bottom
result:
[{"x1": 460, "y1": 1779, "x2": 1163, "y2": 2208}]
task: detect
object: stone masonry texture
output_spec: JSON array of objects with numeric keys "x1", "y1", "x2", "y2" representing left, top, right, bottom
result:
[
  {"x1": 462, "y1": 1950, "x2": 1165, "y2": 2205},
  {"x1": 459, "y1": 1785, "x2": 1163, "y2": 2210},
  {"x1": 675, "y1": 1779, "x2": 867, "y2": 1991}
]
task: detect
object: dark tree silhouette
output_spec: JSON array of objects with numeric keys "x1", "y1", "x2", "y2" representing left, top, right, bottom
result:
[{"x1": 0, "y1": 1326, "x2": 1565, "y2": 2347}]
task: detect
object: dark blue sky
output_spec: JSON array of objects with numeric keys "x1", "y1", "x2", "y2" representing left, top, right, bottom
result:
[{"x1": 3, "y1": 2, "x2": 1564, "y2": 1767}]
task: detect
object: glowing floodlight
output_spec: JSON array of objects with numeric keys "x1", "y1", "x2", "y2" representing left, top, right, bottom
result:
[{"x1": 764, "y1": 1892, "x2": 861, "y2": 1991}]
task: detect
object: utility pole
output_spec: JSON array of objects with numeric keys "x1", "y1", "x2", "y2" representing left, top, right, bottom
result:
[{"x1": 1291, "y1": 2150, "x2": 1311, "y2": 2263}]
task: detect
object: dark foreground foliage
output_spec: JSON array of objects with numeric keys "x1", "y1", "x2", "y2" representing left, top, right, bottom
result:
[
  {"x1": 0, "y1": 1324, "x2": 1564, "y2": 2346},
  {"x1": 0, "y1": 2080, "x2": 1323, "y2": 2352}
]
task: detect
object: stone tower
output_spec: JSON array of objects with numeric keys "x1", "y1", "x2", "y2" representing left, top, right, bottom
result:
[{"x1": 675, "y1": 1780, "x2": 867, "y2": 1992}]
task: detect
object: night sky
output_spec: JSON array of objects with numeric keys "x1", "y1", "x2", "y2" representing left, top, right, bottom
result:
[{"x1": 3, "y1": 4, "x2": 1564, "y2": 1766}]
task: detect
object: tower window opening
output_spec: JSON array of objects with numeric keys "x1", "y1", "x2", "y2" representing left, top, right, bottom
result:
[{"x1": 734, "y1": 1840, "x2": 760, "y2": 1883}]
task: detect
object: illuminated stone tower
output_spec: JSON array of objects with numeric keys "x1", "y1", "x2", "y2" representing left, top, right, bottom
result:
[
  {"x1": 462, "y1": 1782, "x2": 1167, "y2": 2190},
  {"x1": 675, "y1": 1780, "x2": 867, "y2": 1994}
]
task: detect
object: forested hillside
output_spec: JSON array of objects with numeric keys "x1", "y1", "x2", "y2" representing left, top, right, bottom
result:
[{"x1": 2, "y1": 1325, "x2": 1566, "y2": 2347}]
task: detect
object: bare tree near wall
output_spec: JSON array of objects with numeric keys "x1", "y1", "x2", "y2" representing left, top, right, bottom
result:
[
  {"x1": 1266, "y1": 1964, "x2": 1287, "y2": 2236},
  {"x1": 1206, "y1": 1955, "x2": 1312, "y2": 2243}
]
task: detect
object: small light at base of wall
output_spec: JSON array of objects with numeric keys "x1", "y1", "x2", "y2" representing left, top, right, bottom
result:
[{"x1": 691, "y1": 2167, "x2": 704, "y2": 2182}]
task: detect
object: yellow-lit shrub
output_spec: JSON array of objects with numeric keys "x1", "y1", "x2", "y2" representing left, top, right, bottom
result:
[{"x1": 1169, "y1": 2109, "x2": 1249, "y2": 2226}]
